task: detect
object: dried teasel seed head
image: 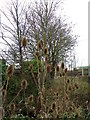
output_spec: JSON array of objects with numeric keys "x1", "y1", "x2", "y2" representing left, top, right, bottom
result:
[
  {"x1": 62, "y1": 71, "x2": 65, "y2": 76},
  {"x1": 85, "y1": 100, "x2": 89, "y2": 106},
  {"x1": 38, "y1": 72, "x2": 40, "y2": 79},
  {"x1": 52, "y1": 102, "x2": 56, "y2": 111},
  {"x1": 75, "y1": 83, "x2": 78, "y2": 89},
  {"x1": 22, "y1": 37, "x2": 27, "y2": 48},
  {"x1": 60, "y1": 73, "x2": 62, "y2": 77},
  {"x1": 56, "y1": 92, "x2": 59, "y2": 97},
  {"x1": 6, "y1": 65, "x2": 14, "y2": 76},
  {"x1": 56, "y1": 65, "x2": 59, "y2": 72},
  {"x1": 35, "y1": 51, "x2": 39, "y2": 57},
  {"x1": 67, "y1": 79, "x2": 70, "y2": 84},
  {"x1": 29, "y1": 64, "x2": 33, "y2": 71},
  {"x1": 69, "y1": 106, "x2": 73, "y2": 111},
  {"x1": 45, "y1": 55, "x2": 48, "y2": 62},
  {"x1": 28, "y1": 95, "x2": 33, "y2": 103},
  {"x1": 9, "y1": 103, "x2": 15, "y2": 111},
  {"x1": 38, "y1": 40, "x2": 42, "y2": 49},
  {"x1": 46, "y1": 64, "x2": 51, "y2": 73},
  {"x1": 1, "y1": 89, "x2": 6, "y2": 98},
  {"x1": 66, "y1": 95, "x2": 68, "y2": 100},
  {"x1": 56, "y1": 114, "x2": 59, "y2": 118},
  {"x1": 65, "y1": 68, "x2": 67, "y2": 73},
  {"x1": 44, "y1": 47, "x2": 48, "y2": 55},
  {"x1": 69, "y1": 85, "x2": 72, "y2": 91},
  {"x1": 61, "y1": 61, "x2": 64, "y2": 69},
  {"x1": 21, "y1": 79, "x2": 27, "y2": 89},
  {"x1": 40, "y1": 39, "x2": 43, "y2": 47}
]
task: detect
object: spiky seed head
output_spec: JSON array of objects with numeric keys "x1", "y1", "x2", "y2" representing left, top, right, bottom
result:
[
  {"x1": 28, "y1": 95, "x2": 33, "y2": 103},
  {"x1": 85, "y1": 101, "x2": 89, "y2": 106},
  {"x1": 56, "y1": 114, "x2": 59, "y2": 118},
  {"x1": 56, "y1": 92, "x2": 58, "y2": 97},
  {"x1": 9, "y1": 103, "x2": 15, "y2": 111},
  {"x1": 35, "y1": 51, "x2": 39, "y2": 57},
  {"x1": 66, "y1": 95, "x2": 68, "y2": 100},
  {"x1": 69, "y1": 85, "x2": 72, "y2": 91},
  {"x1": 67, "y1": 79, "x2": 70, "y2": 83},
  {"x1": 69, "y1": 106, "x2": 73, "y2": 111},
  {"x1": 44, "y1": 47, "x2": 48, "y2": 55},
  {"x1": 56, "y1": 65, "x2": 59, "y2": 72},
  {"x1": 45, "y1": 55, "x2": 48, "y2": 62},
  {"x1": 61, "y1": 61, "x2": 64, "y2": 69},
  {"x1": 1, "y1": 89, "x2": 6, "y2": 98},
  {"x1": 38, "y1": 72, "x2": 40, "y2": 79},
  {"x1": 62, "y1": 72, "x2": 65, "y2": 76},
  {"x1": 6, "y1": 65, "x2": 14, "y2": 76},
  {"x1": 60, "y1": 73, "x2": 62, "y2": 77},
  {"x1": 46, "y1": 64, "x2": 51, "y2": 73},
  {"x1": 21, "y1": 79, "x2": 27, "y2": 89},
  {"x1": 40, "y1": 39, "x2": 43, "y2": 47},
  {"x1": 75, "y1": 83, "x2": 78, "y2": 89},
  {"x1": 52, "y1": 102, "x2": 56, "y2": 111},
  {"x1": 22, "y1": 37, "x2": 27, "y2": 48},
  {"x1": 30, "y1": 64, "x2": 33, "y2": 71},
  {"x1": 38, "y1": 40, "x2": 42, "y2": 49},
  {"x1": 65, "y1": 68, "x2": 67, "y2": 73}
]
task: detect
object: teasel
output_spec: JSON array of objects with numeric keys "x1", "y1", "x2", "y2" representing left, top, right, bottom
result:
[
  {"x1": 69, "y1": 106, "x2": 73, "y2": 111},
  {"x1": 61, "y1": 61, "x2": 64, "y2": 69},
  {"x1": 60, "y1": 73, "x2": 62, "y2": 77},
  {"x1": 38, "y1": 40, "x2": 43, "y2": 49},
  {"x1": 56, "y1": 114, "x2": 59, "y2": 118},
  {"x1": 9, "y1": 103, "x2": 15, "y2": 112},
  {"x1": 40, "y1": 39, "x2": 43, "y2": 47},
  {"x1": 21, "y1": 79, "x2": 27, "y2": 90},
  {"x1": 44, "y1": 47, "x2": 48, "y2": 55},
  {"x1": 35, "y1": 51, "x2": 39, "y2": 57},
  {"x1": 56, "y1": 65, "x2": 59, "y2": 73},
  {"x1": 75, "y1": 83, "x2": 78, "y2": 89},
  {"x1": 67, "y1": 79, "x2": 70, "y2": 84},
  {"x1": 6, "y1": 65, "x2": 14, "y2": 76},
  {"x1": 22, "y1": 36, "x2": 27, "y2": 49},
  {"x1": 28, "y1": 95, "x2": 33, "y2": 103},
  {"x1": 38, "y1": 72, "x2": 41, "y2": 79},
  {"x1": 51, "y1": 102, "x2": 56, "y2": 111},
  {"x1": 56, "y1": 92, "x2": 59, "y2": 97},
  {"x1": 45, "y1": 55, "x2": 48, "y2": 62},
  {"x1": 66, "y1": 95, "x2": 68, "y2": 100},
  {"x1": 69, "y1": 85, "x2": 72, "y2": 91},
  {"x1": 46, "y1": 64, "x2": 51, "y2": 73},
  {"x1": 62, "y1": 71, "x2": 65, "y2": 76},
  {"x1": 1, "y1": 89, "x2": 6, "y2": 102},
  {"x1": 85, "y1": 100, "x2": 89, "y2": 106},
  {"x1": 29, "y1": 64, "x2": 33, "y2": 71},
  {"x1": 64, "y1": 68, "x2": 67, "y2": 73}
]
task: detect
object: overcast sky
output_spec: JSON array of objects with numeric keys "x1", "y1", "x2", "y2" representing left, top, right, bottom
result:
[{"x1": 0, "y1": 0, "x2": 89, "y2": 66}]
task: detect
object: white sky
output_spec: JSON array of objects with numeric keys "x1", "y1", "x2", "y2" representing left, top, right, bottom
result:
[{"x1": 0, "y1": 0, "x2": 89, "y2": 66}]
